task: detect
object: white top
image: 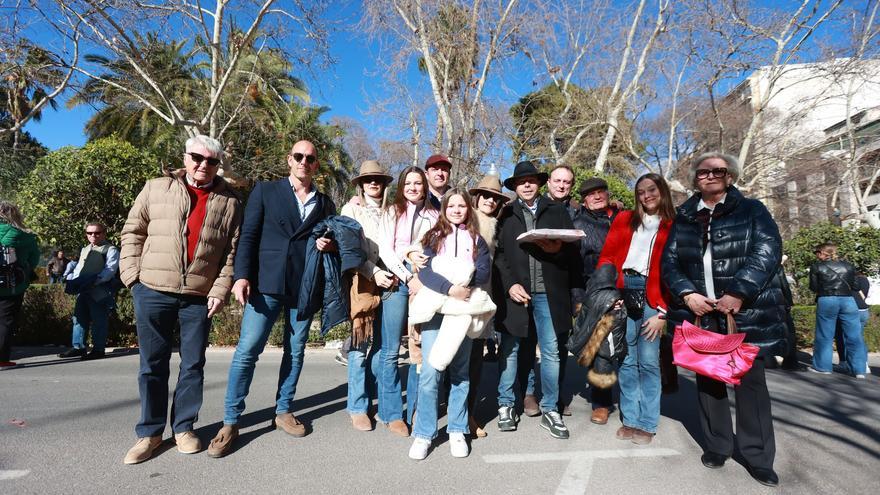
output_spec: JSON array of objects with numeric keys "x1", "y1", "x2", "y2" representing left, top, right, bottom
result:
[
  {"x1": 697, "y1": 194, "x2": 727, "y2": 300},
  {"x1": 622, "y1": 214, "x2": 660, "y2": 276}
]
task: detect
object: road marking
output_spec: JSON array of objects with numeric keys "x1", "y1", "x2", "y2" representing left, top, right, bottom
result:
[
  {"x1": 483, "y1": 448, "x2": 681, "y2": 495},
  {"x1": 0, "y1": 470, "x2": 30, "y2": 481}
]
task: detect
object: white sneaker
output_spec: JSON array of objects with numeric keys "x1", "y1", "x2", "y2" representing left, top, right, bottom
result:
[
  {"x1": 449, "y1": 432, "x2": 469, "y2": 458},
  {"x1": 855, "y1": 374, "x2": 866, "y2": 379},
  {"x1": 408, "y1": 438, "x2": 430, "y2": 460}
]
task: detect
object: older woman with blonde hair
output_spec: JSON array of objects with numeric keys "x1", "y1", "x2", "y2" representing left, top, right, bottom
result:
[{"x1": 662, "y1": 152, "x2": 787, "y2": 487}]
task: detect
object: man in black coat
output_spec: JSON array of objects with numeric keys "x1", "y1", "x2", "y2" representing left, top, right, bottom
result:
[
  {"x1": 570, "y1": 177, "x2": 619, "y2": 424},
  {"x1": 494, "y1": 161, "x2": 583, "y2": 440}
]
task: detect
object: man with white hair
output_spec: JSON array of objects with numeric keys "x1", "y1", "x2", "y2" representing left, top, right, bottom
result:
[{"x1": 120, "y1": 135, "x2": 242, "y2": 464}]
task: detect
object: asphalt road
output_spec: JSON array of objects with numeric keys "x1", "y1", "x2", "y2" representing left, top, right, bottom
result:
[{"x1": 1, "y1": 346, "x2": 878, "y2": 494}]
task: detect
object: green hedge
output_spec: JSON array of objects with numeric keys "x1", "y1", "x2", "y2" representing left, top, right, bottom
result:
[{"x1": 17, "y1": 285, "x2": 350, "y2": 348}]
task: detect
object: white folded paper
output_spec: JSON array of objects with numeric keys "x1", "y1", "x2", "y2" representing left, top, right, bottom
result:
[{"x1": 516, "y1": 228, "x2": 586, "y2": 243}]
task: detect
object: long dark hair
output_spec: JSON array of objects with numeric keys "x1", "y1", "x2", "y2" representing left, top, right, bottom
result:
[
  {"x1": 630, "y1": 173, "x2": 675, "y2": 230},
  {"x1": 422, "y1": 188, "x2": 480, "y2": 260},
  {"x1": 391, "y1": 166, "x2": 434, "y2": 218}
]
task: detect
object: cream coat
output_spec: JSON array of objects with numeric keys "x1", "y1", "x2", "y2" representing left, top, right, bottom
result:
[
  {"x1": 120, "y1": 169, "x2": 242, "y2": 300},
  {"x1": 341, "y1": 199, "x2": 384, "y2": 279}
]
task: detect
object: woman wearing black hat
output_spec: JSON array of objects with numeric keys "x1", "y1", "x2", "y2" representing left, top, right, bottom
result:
[{"x1": 493, "y1": 161, "x2": 583, "y2": 440}]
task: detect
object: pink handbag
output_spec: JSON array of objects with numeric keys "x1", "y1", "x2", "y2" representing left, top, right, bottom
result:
[{"x1": 672, "y1": 314, "x2": 760, "y2": 386}]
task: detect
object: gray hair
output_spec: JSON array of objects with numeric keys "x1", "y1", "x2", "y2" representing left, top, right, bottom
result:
[
  {"x1": 689, "y1": 152, "x2": 741, "y2": 186},
  {"x1": 185, "y1": 135, "x2": 224, "y2": 159}
]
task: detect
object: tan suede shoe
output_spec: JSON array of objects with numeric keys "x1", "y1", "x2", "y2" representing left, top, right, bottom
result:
[
  {"x1": 275, "y1": 413, "x2": 307, "y2": 437},
  {"x1": 591, "y1": 407, "x2": 610, "y2": 425},
  {"x1": 123, "y1": 436, "x2": 163, "y2": 465},
  {"x1": 351, "y1": 414, "x2": 373, "y2": 432},
  {"x1": 174, "y1": 431, "x2": 202, "y2": 454},
  {"x1": 207, "y1": 425, "x2": 239, "y2": 458},
  {"x1": 387, "y1": 419, "x2": 409, "y2": 437}
]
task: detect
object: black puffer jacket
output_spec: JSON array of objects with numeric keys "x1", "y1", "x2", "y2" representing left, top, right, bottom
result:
[
  {"x1": 661, "y1": 186, "x2": 787, "y2": 356},
  {"x1": 572, "y1": 206, "x2": 619, "y2": 287},
  {"x1": 809, "y1": 260, "x2": 856, "y2": 297},
  {"x1": 567, "y1": 264, "x2": 627, "y2": 389}
]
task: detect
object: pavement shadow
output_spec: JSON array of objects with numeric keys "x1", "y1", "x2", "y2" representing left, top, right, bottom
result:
[
  {"x1": 14, "y1": 348, "x2": 138, "y2": 369},
  {"x1": 658, "y1": 373, "x2": 705, "y2": 450}
]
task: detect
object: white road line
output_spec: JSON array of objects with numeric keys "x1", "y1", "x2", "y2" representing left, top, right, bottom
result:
[
  {"x1": 0, "y1": 470, "x2": 30, "y2": 481},
  {"x1": 483, "y1": 448, "x2": 681, "y2": 495}
]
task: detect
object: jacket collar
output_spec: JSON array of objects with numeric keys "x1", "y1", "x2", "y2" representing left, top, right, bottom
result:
[
  {"x1": 171, "y1": 168, "x2": 228, "y2": 193},
  {"x1": 678, "y1": 186, "x2": 743, "y2": 222}
]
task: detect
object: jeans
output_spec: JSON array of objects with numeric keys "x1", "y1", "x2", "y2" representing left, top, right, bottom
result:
[
  {"x1": 412, "y1": 314, "x2": 472, "y2": 440},
  {"x1": 375, "y1": 284, "x2": 408, "y2": 423},
  {"x1": 223, "y1": 292, "x2": 313, "y2": 425},
  {"x1": 618, "y1": 274, "x2": 661, "y2": 434},
  {"x1": 497, "y1": 294, "x2": 560, "y2": 413},
  {"x1": 72, "y1": 293, "x2": 113, "y2": 352},
  {"x1": 347, "y1": 304, "x2": 382, "y2": 414},
  {"x1": 813, "y1": 296, "x2": 866, "y2": 374},
  {"x1": 48, "y1": 273, "x2": 64, "y2": 284},
  {"x1": 133, "y1": 283, "x2": 210, "y2": 437},
  {"x1": 835, "y1": 309, "x2": 870, "y2": 369}
]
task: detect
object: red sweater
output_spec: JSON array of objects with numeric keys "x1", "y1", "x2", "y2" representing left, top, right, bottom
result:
[
  {"x1": 597, "y1": 210, "x2": 672, "y2": 312},
  {"x1": 185, "y1": 184, "x2": 211, "y2": 264}
]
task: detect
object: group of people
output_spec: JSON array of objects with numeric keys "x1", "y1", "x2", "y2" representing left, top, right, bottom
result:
[{"x1": 3, "y1": 132, "x2": 859, "y2": 489}]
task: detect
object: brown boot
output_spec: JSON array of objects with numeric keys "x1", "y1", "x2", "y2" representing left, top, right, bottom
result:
[
  {"x1": 615, "y1": 426, "x2": 634, "y2": 440},
  {"x1": 351, "y1": 414, "x2": 373, "y2": 432},
  {"x1": 207, "y1": 425, "x2": 239, "y2": 458},
  {"x1": 631, "y1": 428, "x2": 654, "y2": 445},
  {"x1": 123, "y1": 436, "x2": 163, "y2": 465},
  {"x1": 523, "y1": 394, "x2": 541, "y2": 417},
  {"x1": 387, "y1": 419, "x2": 409, "y2": 437},
  {"x1": 274, "y1": 413, "x2": 307, "y2": 437},
  {"x1": 469, "y1": 415, "x2": 487, "y2": 438},
  {"x1": 590, "y1": 407, "x2": 610, "y2": 425}
]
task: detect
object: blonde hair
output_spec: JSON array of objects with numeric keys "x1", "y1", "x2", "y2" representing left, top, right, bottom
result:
[{"x1": 0, "y1": 201, "x2": 31, "y2": 233}]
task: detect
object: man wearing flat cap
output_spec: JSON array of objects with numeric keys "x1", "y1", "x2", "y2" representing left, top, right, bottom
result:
[
  {"x1": 571, "y1": 175, "x2": 620, "y2": 425},
  {"x1": 493, "y1": 160, "x2": 583, "y2": 440}
]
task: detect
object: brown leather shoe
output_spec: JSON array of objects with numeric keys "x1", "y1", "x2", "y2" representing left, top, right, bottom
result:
[
  {"x1": 275, "y1": 413, "x2": 307, "y2": 437},
  {"x1": 351, "y1": 414, "x2": 373, "y2": 432},
  {"x1": 174, "y1": 431, "x2": 202, "y2": 454},
  {"x1": 469, "y1": 415, "x2": 487, "y2": 438},
  {"x1": 123, "y1": 436, "x2": 163, "y2": 465},
  {"x1": 523, "y1": 394, "x2": 541, "y2": 417},
  {"x1": 631, "y1": 428, "x2": 654, "y2": 445},
  {"x1": 387, "y1": 419, "x2": 409, "y2": 437},
  {"x1": 207, "y1": 425, "x2": 239, "y2": 458},
  {"x1": 615, "y1": 426, "x2": 634, "y2": 440},
  {"x1": 590, "y1": 407, "x2": 610, "y2": 425}
]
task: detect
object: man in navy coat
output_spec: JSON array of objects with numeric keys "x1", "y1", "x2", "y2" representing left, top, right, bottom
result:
[{"x1": 208, "y1": 140, "x2": 336, "y2": 458}]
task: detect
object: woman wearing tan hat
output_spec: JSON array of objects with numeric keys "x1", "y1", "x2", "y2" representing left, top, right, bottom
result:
[
  {"x1": 466, "y1": 175, "x2": 509, "y2": 438},
  {"x1": 341, "y1": 160, "x2": 396, "y2": 432}
]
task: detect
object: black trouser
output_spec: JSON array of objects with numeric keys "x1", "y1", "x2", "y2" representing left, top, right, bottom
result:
[
  {"x1": 0, "y1": 295, "x2": 24, "y2": 362},
  {"x1": 519, "y1": 334, "x2": 570, "y2": 410},
  {"x1": 468, "y1": 338, "x2": 485, "y2": 418},
  {"x1": 696, "y1": 358, "x2": 776, "y2": 470}
]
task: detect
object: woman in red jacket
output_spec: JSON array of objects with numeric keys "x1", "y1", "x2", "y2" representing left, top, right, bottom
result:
[{"x1": 597, "y1": 173, "x2": 674, "y2": 445}]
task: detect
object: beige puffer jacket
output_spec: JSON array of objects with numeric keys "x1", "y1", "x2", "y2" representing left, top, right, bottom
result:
[{"x1": 120, "y1": 169, "x2": 242, "y2": 300}]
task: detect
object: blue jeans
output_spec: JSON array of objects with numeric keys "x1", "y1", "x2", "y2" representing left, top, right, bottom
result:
[
  {"x1": 347, "y1": 304, "x2": 382, "y2": 414},
  {"x1": 814, "y1": 296, "x2": 866, "y2": 374},
  {"x1": 132, "y1": 283, "x2": 210, "y2": 437},
  {"x1": 375, "y1": 284, "x2": 408, "y2": 423},
  {"x1": 412, "y1": 314, "x2": 472, "y2": 440},
  {"x1": 223, "y1": 292, "x2": 313, "y2": 425},
  {"x1": 618, "y1": 275, "x2": 661, "y2": 434},
  {"x1": 497, "y1": 294, "x2": 560, "y2": 413},
  {"x1": 72, "y1": 293, "x2": 113, "y2": 352}
]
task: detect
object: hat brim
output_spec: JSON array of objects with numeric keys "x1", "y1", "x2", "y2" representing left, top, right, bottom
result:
[
  {"x1": 503, "y1": 172, "x2": 548, "y2": 191},
  {"x1": 468, "y1": 187, "x2": 510, "y2": 203},
  {"x1": 351, "y1": 174, "x2": 394, "y2": 186}
]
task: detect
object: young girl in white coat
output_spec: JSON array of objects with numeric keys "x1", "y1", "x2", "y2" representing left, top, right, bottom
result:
[{"x1": 407, "y1": 189, "x2": 493, "y2": 460}]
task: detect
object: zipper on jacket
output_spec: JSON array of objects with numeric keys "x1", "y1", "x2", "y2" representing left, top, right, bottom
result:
[{"x1": 180, "y1": 179, "x2": 192, "y2": 290}]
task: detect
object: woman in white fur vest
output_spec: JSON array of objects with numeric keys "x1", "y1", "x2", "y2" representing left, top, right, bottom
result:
[
  {"x1": 407, "y1": 188, "x2": 493, "y2": 461},
  {"x1": 466, "y1": 175, "x2": 509, "y2": 438}
]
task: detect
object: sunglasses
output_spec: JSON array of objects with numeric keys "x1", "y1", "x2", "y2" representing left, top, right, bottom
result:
[
  {"x1": 86, "y1": 231, "x2": 104, "y2": 236},
  {"x1": 362, "y1": 176, "x2": 386, "y2": 185},
  {"x1": 186, "y1": 152, "x2": 221, "y2": 167},
  {"x1": 695, "y1": 168, "x2": 729, "y2": 179},
  {"x1": 291, "y1": 153, "x2": 317, "y2": 165}
]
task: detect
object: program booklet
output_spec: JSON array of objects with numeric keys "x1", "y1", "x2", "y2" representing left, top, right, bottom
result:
[{"x1": 516, "y1": 229, "x2": 586, "y2": 243}]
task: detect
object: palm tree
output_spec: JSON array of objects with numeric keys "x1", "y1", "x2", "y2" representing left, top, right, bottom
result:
[{"x1": 1, "y1": 41, "x2": 65, "y2": 149}]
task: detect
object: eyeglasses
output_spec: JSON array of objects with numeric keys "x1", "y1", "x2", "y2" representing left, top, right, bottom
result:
[
  {"x1": 186, "y1": 152, "x2": 221, "y2": 167},
  {"x1": 695, "y1": 168, "x2": 729, "y2": 179},
  {"x1": 85, "y1": 231, "x2": 104, "y2": 236},
  {"x1": 291, "y1": 153, "x2": 317, "y2": 164}
]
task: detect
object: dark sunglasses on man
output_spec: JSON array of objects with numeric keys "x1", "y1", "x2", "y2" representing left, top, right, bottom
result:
[
  {"x1": 695, "y1": 168, "x2": 728, "y2": 179},
  {"x1": 186, "y1": 152, "x2": 221, "y2": 167},
  {"x1": 291, "y1": 152, "x2": 317, "y2": 165}
]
